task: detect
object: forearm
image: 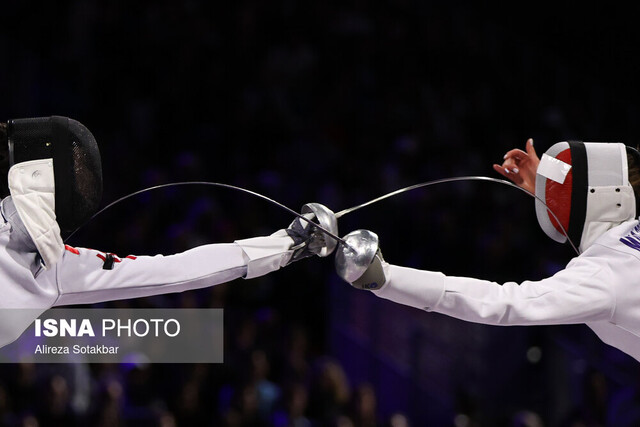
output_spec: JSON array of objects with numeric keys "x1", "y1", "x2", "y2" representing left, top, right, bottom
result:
[
  {"x1": 50, "y1": 234, "x2": 294, "y2": 306},
  {"x1": 372, "y1": 264, "x2": 445, "y2": 311},
  {"x1": 372, "y1": 261, "x2": 615, "y2": 326}
]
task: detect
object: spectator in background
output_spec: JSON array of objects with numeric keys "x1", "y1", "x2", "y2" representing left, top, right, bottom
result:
[
  {"x1": 307, "y1": 357, "x2": 352, "y2": 425},
  {"x1": 350, "y1": 383, "x2": 380, "y2": 427},
  {"x1": 272, "y1": 382, "x2": 312, "y2": 427}
]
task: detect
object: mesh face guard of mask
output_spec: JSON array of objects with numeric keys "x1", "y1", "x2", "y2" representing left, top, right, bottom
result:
[
  {"x1": 535, "y1": 141, "x2": 638, "y2": 252},
  {"x1": 7, "y1": 116, "x2": 103, "y2": 233}
]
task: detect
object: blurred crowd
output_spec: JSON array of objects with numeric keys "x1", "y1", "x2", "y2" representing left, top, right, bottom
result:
[
  {"x1": 0, "y1": 289, "x2": 412, "y2": 427},
  {"x1": 3, "y1": 0, "x2": 640, "y2": 426}
]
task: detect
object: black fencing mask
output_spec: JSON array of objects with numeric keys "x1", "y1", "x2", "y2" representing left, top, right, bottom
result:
[
  {"x1": 7, "y1": 116, "x2": 103, "y2": 232},
  {"x1": 5, "y1": 116, "x2": 102, "y2": 267}
]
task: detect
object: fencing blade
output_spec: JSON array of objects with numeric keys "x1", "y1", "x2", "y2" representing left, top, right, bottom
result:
[
  {"x1": 65, "y1": 181, "x2": 349, "y2": 250},
  {"x1": 335, "y1": 176, "x2": 580, "y2": 255}
]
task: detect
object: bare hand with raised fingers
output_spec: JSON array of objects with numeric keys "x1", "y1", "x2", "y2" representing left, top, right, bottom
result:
[{"x1": 492, "y1": 138, "x2": 539, "y2": 194}]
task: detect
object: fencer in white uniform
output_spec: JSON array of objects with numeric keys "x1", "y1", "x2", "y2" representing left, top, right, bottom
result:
[
  {"x1": 0, "y1": 116, "x2": 336, "y2": 347},
  {"x1": 338, "y1": 140, "x2": 640, "y2": 362}
]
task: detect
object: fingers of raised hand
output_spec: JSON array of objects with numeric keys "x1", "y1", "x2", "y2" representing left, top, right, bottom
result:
[
  {"x1": 503, "y1": 148, "x2": 528, "y2": 163},
  {"x1": 493, "y1": 163, "x2": 524, "y2": 184},
  {"x1": 525, "y1": 138, "x2": 539, "y2": 159}
]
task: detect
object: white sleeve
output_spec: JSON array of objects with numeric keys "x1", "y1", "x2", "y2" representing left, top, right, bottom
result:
[
  {"x1": 49, "y1": 233, "x2": 294, "y2": 306},
  {"x1": 372, "y1": 254, "x2": 616, "y2": 326}
]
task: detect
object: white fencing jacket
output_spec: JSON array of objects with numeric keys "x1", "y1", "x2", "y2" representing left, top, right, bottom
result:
[
  {"x1": 0, "y1": 196, "x2": 295, "y2": 347},
  {"x1": 374, "y1": 219, "x2": 640, "y2": 362}
]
